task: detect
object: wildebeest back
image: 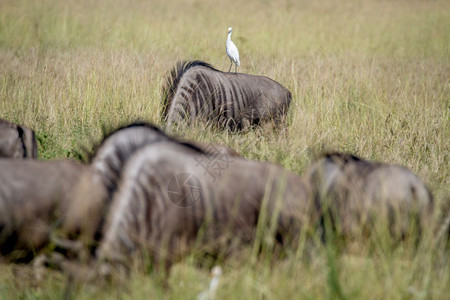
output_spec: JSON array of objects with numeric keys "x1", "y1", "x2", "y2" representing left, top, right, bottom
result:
[
  {"x1": 162, "y1": 61, "x2": 292, "y2": 130},
  {"x1": 306, "y1": 152, "x2": 433, "y2": 239},
  {"x1": 0, "y1": 119, "x2": 38, "y2": 159},
  {"x1": 97, "y1": 141, "x2": 316, "y2": 269},
  {"x1": 0, "y1": 159, "x2": 87, "y2": 260}
]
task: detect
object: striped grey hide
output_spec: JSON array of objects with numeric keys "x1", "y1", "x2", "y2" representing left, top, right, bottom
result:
[
  {"x1": 0, "y1": 159, "x2": 87, "y2": 261},
  {"x1": 306, "y1": 152, "x2": 433, "y2": 240},
  {"x1": 61, "y1": 123, "x2": 241, "y2": 248},
  {"x1": 162, "y1": 61, "x2": 292, "y2": 130},
  {"x1": 88, "y1": 122, "x2": 239, "y2": 197},
  {"x1": 0, "y1": 123, "x2": 170, "y2": 261},
  {"x1": 61, "y1": 123, "x2": 173, "y2": 247},
  {"x1": 0, "y1": 119, "x2": 38, "y2": 159},
  {"x1": 0, "y1": 122, "x2": 242, "y2": 262},
  {"x1": 96, "y1": 141, "x2": 316, "y2": 271}
]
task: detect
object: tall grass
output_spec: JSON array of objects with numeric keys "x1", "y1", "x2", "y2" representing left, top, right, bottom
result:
[{"x1": 0, "y1": 0, "x2": 449, "y2": 298}]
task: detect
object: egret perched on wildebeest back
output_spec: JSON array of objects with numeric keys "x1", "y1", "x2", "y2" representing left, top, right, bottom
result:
[{"x1": 226, "y1": 27, "x2": 240, "y2": 73}]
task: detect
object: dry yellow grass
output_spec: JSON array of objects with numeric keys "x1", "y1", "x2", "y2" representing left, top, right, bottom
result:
[{"x1": 0, "y1": 0, "x2": 449, "y2": 298}]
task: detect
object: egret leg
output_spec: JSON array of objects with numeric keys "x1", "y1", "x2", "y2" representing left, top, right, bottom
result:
[
  {"x1": 234, "y1": 64, "x2": 237, "y2": 74},
  {"x1": 228, "y1": 61, "x2": 232, "y2": 72}
]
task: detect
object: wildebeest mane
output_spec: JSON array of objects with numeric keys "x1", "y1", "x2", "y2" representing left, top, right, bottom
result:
[
  {"x1": 62, "y1": 122, "x2": 208, "y2": 248},
  {"x1": 16, "y1": 126, "x2": 27, "y2": 159},
  {"x1": 321, "y1": 152, "x2": 362, "y2": 164},
  {"x1": 89, "y1": 121, "x2": 206, "y2": 173},
  {"x1": 89, "y1": 122, "x2": 164, "y2": 162},
  {"x1": 161, "y1": 60, "x2": 220, "y2": 119},
  {"x1": 0, "y1": 119, "x2": 38, "y2": 159}
]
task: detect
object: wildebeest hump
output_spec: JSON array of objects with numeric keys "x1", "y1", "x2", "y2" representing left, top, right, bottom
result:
[
  {"x1": 0, "y1": 119, "x2": 38, "y2": 159},
  {"x1": 163, "y1": 61, "x2": 291, "y2": 130},
  {"x1": 97, "y1": 141, "x2": 315, "y2": 270},
  {"x1": 306, "y1": 152, "x2": 433, "y2": 240}
]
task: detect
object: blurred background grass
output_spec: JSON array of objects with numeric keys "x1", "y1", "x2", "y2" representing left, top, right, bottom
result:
[{"x1": 0, "y1": 0, "x2": 449, "y2": 298}]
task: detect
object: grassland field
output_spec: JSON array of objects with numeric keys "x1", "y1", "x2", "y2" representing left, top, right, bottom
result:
[{"x1": 0, "y1": 0, "x2": 449, "y2": 299}]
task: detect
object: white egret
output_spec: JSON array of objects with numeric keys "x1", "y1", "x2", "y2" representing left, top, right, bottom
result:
[
  {"x1": 226, "y1": 27, "x2": 240, "y2": 73},
  {"x1": 197, "y1": 266, "x2": 222, "y2": 300}
]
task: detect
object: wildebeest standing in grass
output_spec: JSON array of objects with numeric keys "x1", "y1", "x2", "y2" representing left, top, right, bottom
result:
[
  {"x1": 0, "y1": 159, "x2": 87, "y2": 261},
  {"x1": 61, "y1": 123, "x2": 175, "y2": 249},
  {"x1": 61, "y1": 123, "x2": 241, "y2": 251},
  {"x1": 162, "y1": 61, "x2": 292, "y2": 131},
  {"x1": 0, "y1": 123, "x2": 171, "y2": 262},
  {"x1": 0, "y1": 122, "x2": 242, "y2": 264},
  {"x1": 96, "y1": 141, "x2": 316, "y2": 272},
  {"x1": 0, "y1": 119, "x2": 38, "y2": 159},
  {"x1": 306, "y1": 153, "x2": 434, "y2": 241}
]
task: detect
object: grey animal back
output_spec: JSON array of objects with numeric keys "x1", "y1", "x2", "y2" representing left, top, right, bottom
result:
[
  {"x1": 0, "y1": 119, "x2": 38, "y2": 159},
  {"x1": 306, "y1": 152, "x2": 433, "y2": 239},
  {"x1": 97, "y1": 141, "x2": 315, "y2": 269},
  {"x1": 162, "y1": 61, "x2": 291, "y2": 130},
  {"x1": 0, "y1": 159, "x2": 86, "y2": 259}
]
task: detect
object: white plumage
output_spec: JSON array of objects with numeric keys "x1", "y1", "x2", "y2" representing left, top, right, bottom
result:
[
  {"x1": 226, "y1": 27, "x2": 240, "y2": 73},
  {"x1": 197, "y1": 266, "x2": 222, "y2": 300}
]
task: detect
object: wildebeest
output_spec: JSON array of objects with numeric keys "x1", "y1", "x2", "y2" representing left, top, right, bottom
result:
[
  {"x1": 61, "y1": 123, "x2": 241, "y2": 250},
  {"x1": 0, "y1": 123, "x2": 175, "y2": 261},
  {"x1": 0, "y1": 159, "x2": 87, "y2": 261},
  {"x1": 88, "y1": 122, "x2": 240, "y2": 196},
  {"x1": 60, "y1": 123, "x2": 172, "y2": 248},
  {"x1": 0, "y1": 119, "x2": 38, "y2": 159},
  {"x1": 306, "y1": 152, "x2": 433, "y2": 240},
  {"x1": 0, "y1": 123, "x2": 168, "y2": 263},
  {"x1": 162, "y1": 61, "x2": 292, "y2": 130},
  {"x1": 96, "y1": 140, "x2": 316, "y2": 272}
]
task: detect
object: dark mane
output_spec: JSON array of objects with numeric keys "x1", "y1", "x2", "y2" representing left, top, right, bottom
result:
[
  {"x1": 321, "y1": 152, "x2": 362, "y2": 164},
  {"x1": 0, "y1": 120, "x2": 28, "y2": 157},
  {"x1": 88, "y1": 122, "x2": 162, "y2": 162},
  {"x1": 161, "y1": 60, "x2": 220, "y2": 120},
  {"x1": 84, "y1": 121, "x2": 207, "y2": 201},
  {"x1": 90, "y1": 121, "x2": 206, "y2": 162}
]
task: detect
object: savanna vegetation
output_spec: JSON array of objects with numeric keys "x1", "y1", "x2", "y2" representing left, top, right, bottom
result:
[{"x1": 0, "y1": 0, "x2": 449, "y2": 298}]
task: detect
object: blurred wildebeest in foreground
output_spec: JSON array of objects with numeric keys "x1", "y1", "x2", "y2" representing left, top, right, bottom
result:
[
  {"x1": 0, "y1": 159, "x2": 87, "y2": 261},
  {"x1": 306, "y1": 152, "x2": 433, "y2": 240},
  {"x1": 162, "y1": 61, "x2": 292, "y2": 131},
  {"x1": 60, "y1": 123, "x2": 174, "y2": 253},
  {"x1": 61, "y1": 123, "x2": 241, "y2": 252},
  {"x1": 0, "y1": 122, "x2": 177, "y2": 261},
  {"x1": 96, "y1": 140, "x2": 316, "y2": 273},
  {"x1": 0, "y1": 119, "x2": 38, "y2": 159}
]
